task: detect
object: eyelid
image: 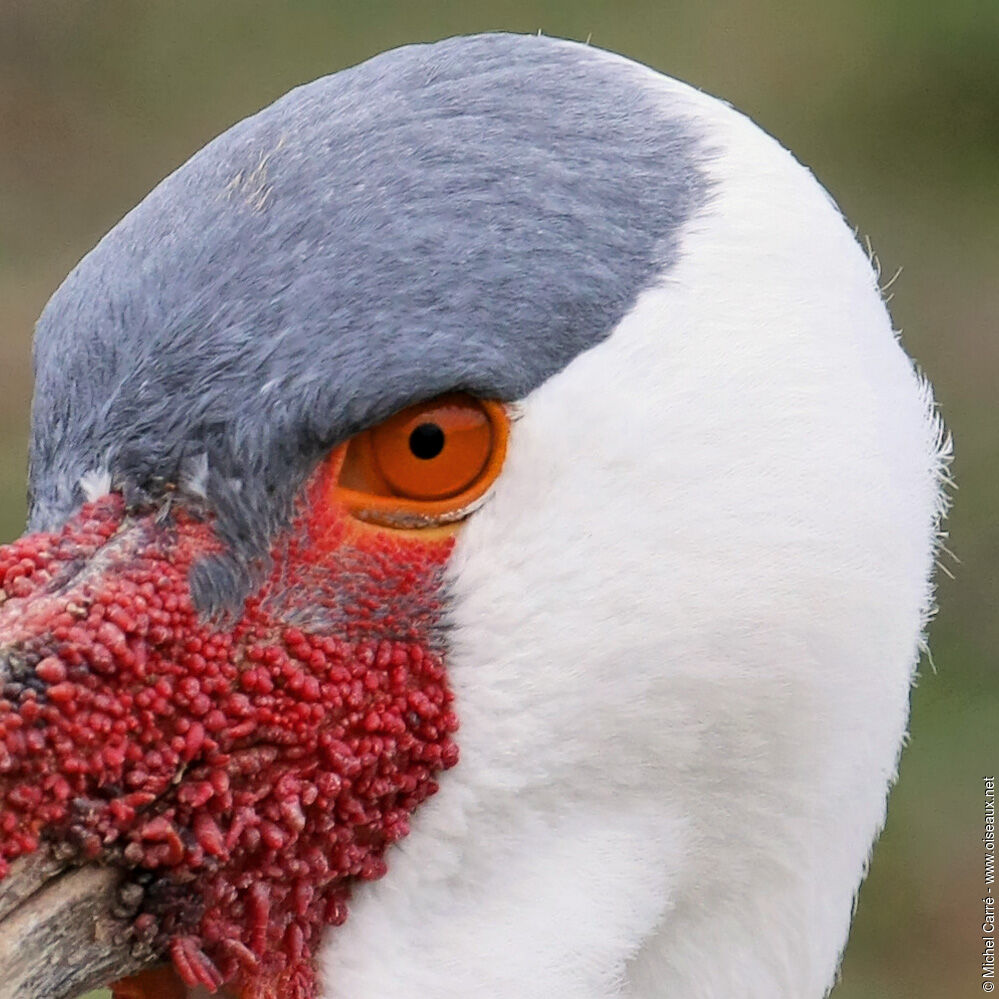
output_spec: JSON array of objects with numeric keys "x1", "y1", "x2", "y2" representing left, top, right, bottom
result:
[{"x1": 332, "y1": 398, "x2": 509, "y2": 528}]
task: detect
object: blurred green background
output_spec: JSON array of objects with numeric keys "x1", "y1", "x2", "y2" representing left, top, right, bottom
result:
[{"x1": 0, "y1": 2, "x2": 994, "y2": 997}]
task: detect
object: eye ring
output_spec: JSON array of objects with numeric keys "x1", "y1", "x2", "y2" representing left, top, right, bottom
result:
[{"x1": 332, "y1": 394, "x2": 509, "y2": 528}]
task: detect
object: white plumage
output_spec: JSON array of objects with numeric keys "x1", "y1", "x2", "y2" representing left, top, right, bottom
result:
[{"x1": 319, "y1": 54, "x2": 947, "y2": 999}]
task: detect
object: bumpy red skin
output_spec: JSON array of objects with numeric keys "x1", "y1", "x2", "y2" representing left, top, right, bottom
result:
[{"x1": 0, "y1": 457, "x2": 458, "y2": 998}]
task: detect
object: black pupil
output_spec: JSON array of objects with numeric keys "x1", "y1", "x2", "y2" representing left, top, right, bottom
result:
[{"x1": 409, "y1": 422, "x2": 446, "y2": 460}]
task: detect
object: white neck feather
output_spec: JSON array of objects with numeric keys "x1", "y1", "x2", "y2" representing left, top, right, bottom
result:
[{"x1": 318, "y1": 57, "x2": 946, "y2": 999}]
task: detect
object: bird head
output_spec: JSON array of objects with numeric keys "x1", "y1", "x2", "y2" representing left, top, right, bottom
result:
[{"x1": 0, "y1": 33, "x2": 946, "y2": 999}]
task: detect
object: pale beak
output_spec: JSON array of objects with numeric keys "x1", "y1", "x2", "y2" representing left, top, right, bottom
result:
[{"x1": 0, "y1": 851, "x2": 145, "y2": 999}]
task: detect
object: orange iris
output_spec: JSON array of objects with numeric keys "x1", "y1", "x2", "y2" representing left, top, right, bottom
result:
[{"x1": 334, "y1": 393, "x2": 509, "y2": 527}]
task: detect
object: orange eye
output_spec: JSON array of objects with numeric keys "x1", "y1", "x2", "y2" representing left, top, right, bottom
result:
[{"x1": 334, "y1": 393, "x2": 509, "y2": 527}]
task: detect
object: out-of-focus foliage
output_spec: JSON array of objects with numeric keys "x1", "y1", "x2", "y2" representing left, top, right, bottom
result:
[{"x1": 0, "y1": 3, "x2": 994, "y2": 997}]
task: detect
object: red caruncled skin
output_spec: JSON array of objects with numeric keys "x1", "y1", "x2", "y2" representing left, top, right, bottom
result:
[{"x1": 0, "y1": 456, "x2": 459, "y2": 998}]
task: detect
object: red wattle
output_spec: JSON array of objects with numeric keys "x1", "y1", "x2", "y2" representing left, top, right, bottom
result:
[{"x1": 0, "y1": 460, "x2": 459, "y2": 998}]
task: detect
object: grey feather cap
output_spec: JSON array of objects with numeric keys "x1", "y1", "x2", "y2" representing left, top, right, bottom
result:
[{"x1": 28, "y1": 32, "x2": 707, "y2": 608}]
